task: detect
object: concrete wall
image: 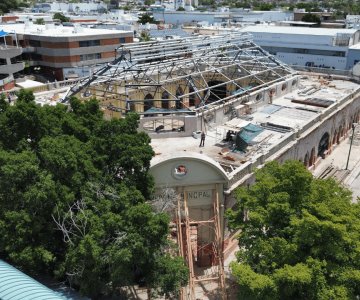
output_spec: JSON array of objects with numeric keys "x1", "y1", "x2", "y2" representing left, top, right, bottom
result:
[
  {"x1": 346, "y1": 48, "x2": 360, "y2": 69},
  {"x1": 276, "y1": 52, "x2": 347, "y2": 69},
  {"x1": 150, "y1": 153, "x2": 228, "y2": 265},
  {"x1": 225, "y1": 85, "x2": 360, "y2": 193}
]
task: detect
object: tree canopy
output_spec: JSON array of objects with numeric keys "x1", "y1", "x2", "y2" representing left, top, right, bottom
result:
[
  {"x1": 0, "y1": 91, "x2": 188, "y2": 298},
  {"x1": 138, "y1": 13, "x2": 157, "y2": 25},
  {"x1": 53, "y1": 12, "x2": 70, "y2": 23},
  {"x1": 302, "y1": 13, "x2": 321, "y2": 25},
  {"x1": 227, "y1": 160, "x2": 360, "y2": 300},
  {"x1": 0, "y1": 0, "x2": 20, "y2": 14}
]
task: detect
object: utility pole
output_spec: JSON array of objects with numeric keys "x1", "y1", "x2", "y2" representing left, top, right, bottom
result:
[{"x1": 346, "y1": 124, "x2": 356, "y2": 170}]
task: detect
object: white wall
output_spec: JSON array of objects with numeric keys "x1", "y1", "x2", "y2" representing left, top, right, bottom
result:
[
  {"x1": 50, "y1": 2, "x2": 107, "y2": 13},
  {"x1": 276, "y1": 52, "x2": 347, "y2": 69}
]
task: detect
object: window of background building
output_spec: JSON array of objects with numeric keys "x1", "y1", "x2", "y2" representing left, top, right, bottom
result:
[
  {"x1": 79, "y1": 40, "x2": 100, "y2": 47},
  {"x1": 31, "y1": 53, "x2": 42, "y2": 61},
  {"x1": 80, "y1": 53, "x2": 101, "y2": 61},
  {"x1": 119, "y1": 37, "x2": 126, "y2": 43},
  {"x1": 29, "y1": 40, "x2": 41, "y2": 47}
]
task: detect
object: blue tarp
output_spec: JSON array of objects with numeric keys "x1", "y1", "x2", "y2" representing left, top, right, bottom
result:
[
  {"x1": 0, "y1": 30, "x2": 8, "y2": 37},
  {"x1": 235, "y1": 124, "x2": 264, "y2": 151}
]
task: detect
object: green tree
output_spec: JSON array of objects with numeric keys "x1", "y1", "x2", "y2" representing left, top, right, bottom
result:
[
  {"x1": 0, "y1": 0, "x2": 19, "y2": 13},
  {"x1": 0, "y1": 90, "x2": 188, "y2": 298},
  {"x1": 140, "y1": 30, "x2": 151, "y2": 42},
  {"x1": 144, "y1": 0, "x2": 155, "y2": 6},
  {"x1": 138, "y1": 13, "x2": 157, "y2": 24},
  {"x1": 253, "y1": 3, "x2": 274, "y2": 11},
  {"x1": 302, "y1": 13, "x2": 321, "y2": 25},
  {"x1": 34, "y1": 18, "x2": 45, "y2": 25},
  {"x1": 228, "y1": 160, "x2": 360, "y2": 299},
  {"x1": 53, "y1": 12, "x2": 70, "y2": 23}
]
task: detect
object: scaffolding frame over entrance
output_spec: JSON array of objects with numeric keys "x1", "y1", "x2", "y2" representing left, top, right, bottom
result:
[{"x1": 175, "y1": 184, "x2": 226, "y2": 300}]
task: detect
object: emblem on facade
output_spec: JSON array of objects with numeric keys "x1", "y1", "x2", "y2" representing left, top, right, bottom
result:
[{"x1": 173, "y1": 165, "x2": 188, "y2": 179}]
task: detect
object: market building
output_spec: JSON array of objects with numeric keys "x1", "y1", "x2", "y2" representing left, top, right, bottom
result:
[{"x1": 38, "y1": 33, "x2": 360, "y2": 298}]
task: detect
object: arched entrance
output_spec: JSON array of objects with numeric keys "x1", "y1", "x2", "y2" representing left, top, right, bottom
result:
[
  {"x1": 339, "y1": 124, "x2": 345, "y2": 139},
  {"x1": 310, "y1": 147, "x2": 316, "y2": 166},
  {"x1": 304, "y1": 152, "x2": 309, "y2": 167},
  {"x1": 144, "y1": 93, "x2": 154, "y2": 113},
  {"x1": 176, "y1": 87, "x2": 183, "y2": 109},
  {"x1": 189, "y1": 86, "x2": 196, "y2": 107},
  {"x1": 318, "y1": 132, "x2": 330, "y2": 159},
  {"x1": 207, "y1": 81, "x2": 227, "y2": 103},
  {"x1": 161, "y1": 91, "x2": 169, "y2": 109},
  {"x1": 332, "y1": 131, "x2": 337, "y2": 145}
]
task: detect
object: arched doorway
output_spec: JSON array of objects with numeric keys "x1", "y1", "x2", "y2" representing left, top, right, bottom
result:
[
  {"x1": 339, "y1": 124, "x2": 345, "y2": 138},
  {"x1": 207, "y1": 81, "x2": 227, "y2": 103},
  {"x1": 128, "y1": 100, "x2": 136, "y2": 112},
  {"x1": 318, "y1": 132, "x2": 330, "y2": 159},
  {"x1": 304, "y1": 152, "x2": 309, "y2": 167},
  {"x1": 332, "y1": 131, "x2": 337, "y2": 145},
  {"x1": 189, "y1": 86, "x2": 196, "y2": 107},
  {"x1": 161, "y1": 91, "x2": 169, "y2": 109},
  {"x1": 176, "y1": 87, "x2": 183, "y2": 109},
  {"x1": 310, "y1": 147, "x2": 316, "y2": 166},
  {"x1": 144, "y1": 93, "x2": 154, "y2": 114}
]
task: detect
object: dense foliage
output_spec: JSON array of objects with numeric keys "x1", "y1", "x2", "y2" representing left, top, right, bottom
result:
[
  {"x1": 0, "y1": 0, "x2": 20, "y2": 13},
  {"x1": 53, "y1": 12, "x2": 70, "y2": 23},
  {"x1": 0, "y1": 91, "x2": 188, "y2": 298},
  {"x1": 302, "y1": 13, "x2": 321, "y2": 25},
  {"x1": 227, "y1": 160, "x2": 360, "y2": 300},
  {"x1": 138, "y1": 13, "x2": 157, "y2": 25}
]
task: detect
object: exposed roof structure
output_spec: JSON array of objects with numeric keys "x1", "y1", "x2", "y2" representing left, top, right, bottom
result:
[
  {"x1": 0, "y1": 260, "x2": 66, "y2": 300},
  {"x1": 65, "y1": 33, "x2": 295, "y2": 116}
]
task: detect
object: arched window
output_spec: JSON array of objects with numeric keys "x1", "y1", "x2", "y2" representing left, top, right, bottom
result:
[
  {"x1": 176, "y1": 87, "x2": 183, "y2": 109},
  {"x1": 144, "y1": 93, "x2": 154, "y2": 112},
  {"x1": 207, "y1": 81, "x2": 226, "y2": 103},
  {"x1": 318, "y1": 132, "x2": 330, "y2": 159},
  {"x1": 161, "y1": 91, "x2": 169, "y2": 109}
]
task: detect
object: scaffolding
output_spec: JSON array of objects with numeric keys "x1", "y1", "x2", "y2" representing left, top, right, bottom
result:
[
  {"x1": 175, "y1": 185, "x2": 226, "y2": 300},
  {"x1": 64, "y1": 33, "x2": 295, "y2": 120}
]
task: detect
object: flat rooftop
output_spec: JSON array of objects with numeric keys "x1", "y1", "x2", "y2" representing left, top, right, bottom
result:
[
  {"x1": 240, "y1": 25, "x2": 359, "y2": 36},
  {"x1": 151, "y1": 75, "x2": 359, "y2": 174},
  {"x1": 0, "y1": 23, "x2": 131, "y2": 37}
]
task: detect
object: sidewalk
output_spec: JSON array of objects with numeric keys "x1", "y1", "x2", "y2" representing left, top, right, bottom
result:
[{"x1": 313, "y1": 134, "x2": 360, "y2": 202}]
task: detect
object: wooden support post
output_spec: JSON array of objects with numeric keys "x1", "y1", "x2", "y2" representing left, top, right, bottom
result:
[
  {"x1": 184, "y1": 190, "x2": 196, "y2": 299},
  {"x1": 176, "y1": 190, "x2": 185, "y2": 300},
  {"x1": 215, "y1": 184, "x2": 227, "y2": 300}
]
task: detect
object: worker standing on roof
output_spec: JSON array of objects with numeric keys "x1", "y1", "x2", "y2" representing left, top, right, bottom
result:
[{"x1": 199, "y1": 131, "x2": 206, "y2": 147}]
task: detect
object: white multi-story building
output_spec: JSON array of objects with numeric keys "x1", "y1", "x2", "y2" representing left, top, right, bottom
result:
[
  {"x1": 0, "y1": 31, "x2": 24, "y2": 91},
  {"x1": 240, "y1": 25, "x2": 360, "y2": 70},
  {"x1": 152, "y1": 9, "x2": 292, "y2": 25},
  {"x1": 32, "y1": 1, "x2": 108, "y2": 13},
  {"x1": 346, "y1": 15, "x2": 360, "y2": 29}
]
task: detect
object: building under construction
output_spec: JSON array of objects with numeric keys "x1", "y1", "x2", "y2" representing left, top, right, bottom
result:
[
  {"x1": 65, "y1": 33, "x2": 296, "y2": 138},
  {"x1": 65, "y1": 33, "x2": 360, "y2": 299}
]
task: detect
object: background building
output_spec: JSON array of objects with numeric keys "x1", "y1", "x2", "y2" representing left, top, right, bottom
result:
[
  {"x1": 0, "y1": 30, "x2": 24, "y2": 91},
  {"x1": 1, "y1": 23, "x2": 133, "y2": 80},
  {"x1": 240, "y1": 25, "x2": 360, "y2": 70}
]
